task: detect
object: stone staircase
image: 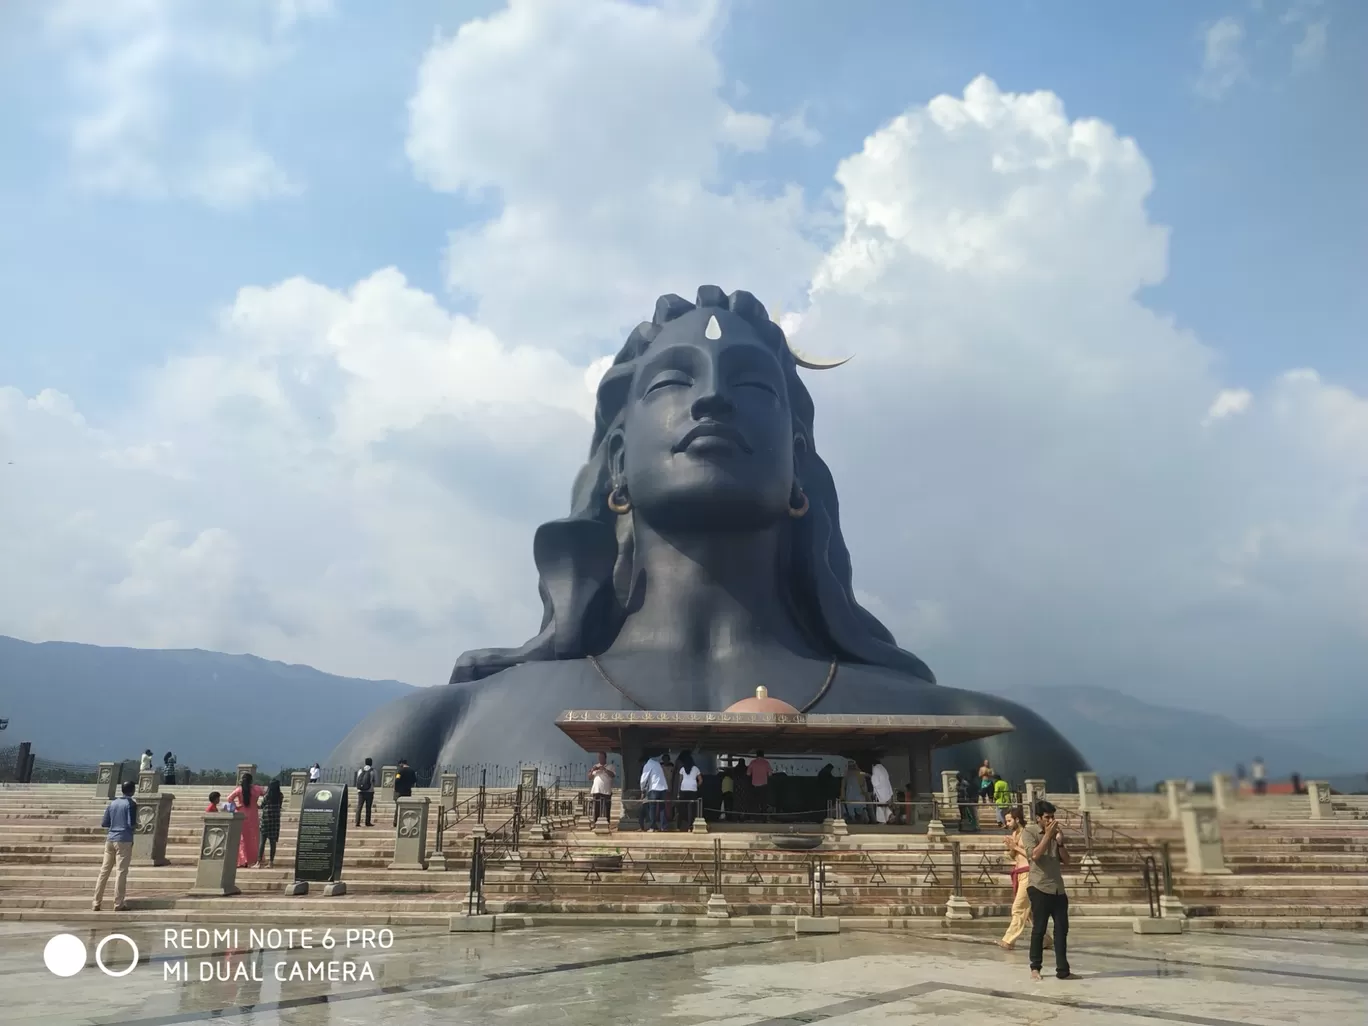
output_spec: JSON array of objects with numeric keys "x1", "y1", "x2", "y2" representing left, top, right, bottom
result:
[{"x1": 1, "y1": 785, "x2": 1364, "y2": 930}]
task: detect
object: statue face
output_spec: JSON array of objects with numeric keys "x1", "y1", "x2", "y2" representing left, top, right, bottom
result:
[{"x1": 617, "y1": 308, "x2": 794, "y2": 530}]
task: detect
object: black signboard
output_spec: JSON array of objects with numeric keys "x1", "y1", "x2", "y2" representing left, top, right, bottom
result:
[{"x1": 294, "y1": 782, "x2": 348, "y2": 882}]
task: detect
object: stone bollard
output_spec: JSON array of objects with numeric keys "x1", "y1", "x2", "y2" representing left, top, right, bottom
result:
[
  {"x1": 1076, "y1": 772, "x2": 1102, "y2": 812},
  {"x1": 1023, "y1": 779, "x2": 1047, "y2": 813},
  {"x1": 192, "y1": 811, "x2": 244, "y2": 896},
  {"x1": 1307, "y1": 780, "x2": 1335, "y2": 820},
  {"x1": 1179, "y1": 802, "x2": 1231, "y2": 875},
  {"x1": 391, "y1": 796, "x2": 430, "y2": 869},
  {"x1": 1163, "y1": 779, "x2": 1188, "y2": 821},
  {"x1": 290, "y1": 772, "x2": 308, "y2": 803},
  {"x1": 1211, "y1": 773, "x2": 1235, "y2": 813},
  {"x1": 940, "y1": 769, "x2": 959, "y2": 821},
  {"x1": 944, "y1": 841, "x2": 974, "y2": 923},
  {"x1": 380, "y1": 764, "x2": 398, "y2": 791},
  {"x1": 95, "y1": 762, "x2": 121, "y2": 800},
  {"x1": 136, "y1": 769, "x2": 160, "y2": 796},
  {"x1": 520, "y1": 766, "x2": 539, "y2": 791},
  {"x1": 439, "y1": 773, "x2": 459, "y2": 812},
  {"x1": 134, "y1": 792, "x2": 174, "y2": 866},
  {"x1": 236, "y1": 763, "x2": 256, "y2": 783}
]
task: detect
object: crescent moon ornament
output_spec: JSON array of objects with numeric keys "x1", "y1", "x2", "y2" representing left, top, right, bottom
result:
[{"x1": 771, "y1": 301, "x2": 854, "y2": 370}]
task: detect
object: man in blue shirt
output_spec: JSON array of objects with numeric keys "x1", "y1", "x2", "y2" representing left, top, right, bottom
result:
[{"x1": 92, "y1": 781, "x2": 137, "y2": 912}]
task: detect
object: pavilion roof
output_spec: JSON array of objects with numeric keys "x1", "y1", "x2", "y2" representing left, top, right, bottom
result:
[{"x1": 555, "y1": 709, "x2": 1014, "y2": 754}]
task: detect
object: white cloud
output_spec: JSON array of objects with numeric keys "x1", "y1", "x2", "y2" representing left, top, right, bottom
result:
[
  {"x1": 407, "y1": 0, "x2": 820, "y2": 348},
  {"x1": 44, "y1": 0, "x2": 327, "y2": 206},
  {"x1": 3, "y1": 2, "x2": 1365, "y2": 721},
  {"x1": 1291, "y1": 19, "x2": 1329, "y2": 70},
  {"x1": 1197, "y1": 17, "x2": 1248, "y2": 100},
  {"x1": 1204, "y1": 387, "x2": 1253, "y2": 425},
  {"x1": 777, "y1": 110, "x2": 822, "y2": 147}
]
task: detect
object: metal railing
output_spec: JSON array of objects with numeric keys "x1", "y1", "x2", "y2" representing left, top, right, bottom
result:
[{"x1": 475, "y1": 841, "x2": 1056, "y2": 918}]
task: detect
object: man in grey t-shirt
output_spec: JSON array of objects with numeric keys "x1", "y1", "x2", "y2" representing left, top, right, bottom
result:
[{"x1": 1020, "y1": 799, "x2": 1075, "y2": 980}]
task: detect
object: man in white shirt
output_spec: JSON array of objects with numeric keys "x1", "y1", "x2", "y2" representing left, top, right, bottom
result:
[
  {"x1": 1251, "y1": 757, "x2": 1266, "y2": 796},
  {"x1": 308, "y1": 763, "x2": 320, "y2": 783},
  {"x1": 639, "y1": 753, "x2": 669, "y2": 832},
  {"x1": 870, "y1": 758, "x2": 894, "y2": 824},
  {"x1": 588, "y1": 752, "x2": 616, "y2": 826}
]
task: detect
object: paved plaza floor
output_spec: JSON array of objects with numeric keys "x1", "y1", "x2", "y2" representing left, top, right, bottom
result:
[{"x1": 4, "y1": 920, "x2": 1366, "y2": 1025}]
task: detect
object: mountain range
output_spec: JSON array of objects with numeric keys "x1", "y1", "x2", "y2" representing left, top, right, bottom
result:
[{"x1": 0, "y1": 634, "x2": 1354, "y2": 785}]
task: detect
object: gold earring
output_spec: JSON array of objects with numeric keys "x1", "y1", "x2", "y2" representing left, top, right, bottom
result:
[
  {"x1": 607, "y1": 485, "x2": 631, "y2": 514},
  {"x1": 788, "y1": 490, "x2": 809, "y2": 518}
]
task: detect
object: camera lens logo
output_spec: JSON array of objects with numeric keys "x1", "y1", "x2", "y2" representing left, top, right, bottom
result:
[{"x1": 44, "y1": 933, "x2": 140, "y2": 978}]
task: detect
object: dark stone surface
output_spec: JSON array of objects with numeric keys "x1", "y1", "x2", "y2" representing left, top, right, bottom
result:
[{"x1": 327, "y1": 287, "x2": 1089, "y2": 788}]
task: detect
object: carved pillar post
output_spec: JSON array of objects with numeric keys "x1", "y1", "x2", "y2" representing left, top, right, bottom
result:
[
  {"x1": 390, "y1": 797, "x2": 430, "y2": 869},
  {"x1": 1179, "y1": 803, "x2": 1230, "y2": 875},
  {"x1": 1307, "y1": 780, "x2": 1335, "y2": 820},
  {"x1": 133, "y1": 792, "x2": 174, "y2": 866},
  {"x1": 1163, "y1": 779, "x2": 1187, "y2": 821},
  {"x1": 136, "y1": 769, "x2": 160, "y2": 796},
  {"x1": 192, "y1": 811, "x2": 244, "y2": 896},
  {"x1": 1211, "y1": 773, "x2": 1235, "y2": 813},
  {"x1": 940, "y1": 769, "x2": 959, "y2": 823},
  {"x1": 95, "y1": 763, "x2": 120, "y2": 799},
  {"x1": 1076, "y1": 772, "x2": 1102, "y2": 812}
]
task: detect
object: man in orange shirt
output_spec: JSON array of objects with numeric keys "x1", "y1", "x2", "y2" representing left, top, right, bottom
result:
[{"x1": 747, "y1": 750, "x2": 773, "y2": 820}]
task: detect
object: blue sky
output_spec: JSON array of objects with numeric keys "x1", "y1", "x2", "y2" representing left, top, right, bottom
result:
[
  {"x1": 0, "y1": 0, "x2": 1363, "y2": 725},
  {"x1": 2, "y1": 1, "x2": 1362, "y2": 409}
]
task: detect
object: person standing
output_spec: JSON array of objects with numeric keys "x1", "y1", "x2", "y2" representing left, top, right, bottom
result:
[
  {"x1": 719, "y1": 762, "x2": 736, "y2": 820},
  {"x1": 92, "y1": 781, "x2": 137, "y2": 911},
  {"x1": 588, "y1": 752, "x2": 616, "y2": 826},
  {"x1": 993, "y1": 775, "x2": 1012, "y2": 826},
  {"x1": 978, "y1": 760, "x2": 995, "y2": 803},
  {"x1": 392, "y1": 759, "x2": 416, "y2": 827},
  {"x1": 227, "y1": 773, "x2": 264, "y2": 868},
  {"x1": 957, "y1": 774, "x2": 978, "y2": 832},
  {"x1": 676, "y1": 751, "x2": 703, "y2": 830},
  {"x1": 354, "y1": 758, "x2": 376, "y2": 827},
  {"x1": 660, "y1": 753, "x2": 676, "y2": 829},
  {"x1": 139, "y1": 750, "x2": 154, "y2": 774},
  {"x1": 843, "y1": 760, "x2": 870, "y2": 823},
  {"x1": 870, "y1": 758, "x2": 894, "y2": 824},
  {"x1": 162, "y1": 751, "x2": 177, "y2": 785},
  {"x1": 1251, "y1": 757, "x2": 1267, "y2": 796},
  {"x1": 1021, "y1": 800, "x2": 1076, "y2": 981},
  {"x1": 257, "y1": 780, "x2": 284, "y2": 868},
  {"x1": 747, "y1": 750, "x2": 773, "y2": 821},
  {"x1": 638, "y1": 752, "x2": 669, "y2": 832},
  {"x1": 997, "y1": 806, "x2": 1052, "y2": 951},
  {"x1": 308, "y1": 763, "x2": 321, "y2": 783}
]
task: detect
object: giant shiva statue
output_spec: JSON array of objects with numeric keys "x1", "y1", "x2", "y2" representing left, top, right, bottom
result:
[{"x1": 327, "y1": 287, "x2": 1089, "y2": 784}]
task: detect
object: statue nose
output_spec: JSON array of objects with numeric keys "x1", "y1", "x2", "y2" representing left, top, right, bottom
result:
[{"x1": 690, "y1": 389, "x2": 734, "y2": 420}]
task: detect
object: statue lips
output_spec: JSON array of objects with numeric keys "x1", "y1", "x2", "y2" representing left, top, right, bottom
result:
[{"x1": 673, "y1": 422, "x2": 752, "y2": 456}]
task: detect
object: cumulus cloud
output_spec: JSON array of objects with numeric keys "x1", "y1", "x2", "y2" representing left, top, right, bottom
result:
[
  {"x1": 407, "y1": 0, "x2": 821, "y2": 349},
  {"x1": 3, "y1": 1, "x2": 1364, "y2": 720},
  {"x1": 1204, "y1": 388, "x2": 1253, "y2": 425},
  {"x1": 1197, "y1": 16, "x2": 1248, "y2": 100},
  {"x1": 43, "y1": 0, "x2": 328, "y2": 206}
]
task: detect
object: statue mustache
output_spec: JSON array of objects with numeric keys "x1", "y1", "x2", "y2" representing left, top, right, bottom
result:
[{"x1": 673, "y1": 422, "x2": 753, "y2": 454}]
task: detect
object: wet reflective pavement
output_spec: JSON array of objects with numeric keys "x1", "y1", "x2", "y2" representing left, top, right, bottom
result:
[{"x1": 5, "y1": 921, "x2": 1366, "y2": 1025}]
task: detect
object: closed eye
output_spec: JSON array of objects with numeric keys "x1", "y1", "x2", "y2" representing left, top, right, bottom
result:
[
  {"x1": 734, "y1": 379, "x2": 778, "y2": 397},
  {"x1": 645, "y1": 372, "x2": 693, "y2": 395}
]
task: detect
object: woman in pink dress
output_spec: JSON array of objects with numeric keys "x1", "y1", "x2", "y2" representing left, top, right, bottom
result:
[{"x1": 227, "y1": 773, "x2": 265, "y2": 868}]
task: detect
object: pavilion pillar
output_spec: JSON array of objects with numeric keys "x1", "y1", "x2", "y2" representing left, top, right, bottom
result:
[
  {"x1": 617, "y1": 730, "x2": 645, "y2": 831},
  {"x1": 907, "y1": 739, "x2": 935, "y2": 828}
]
